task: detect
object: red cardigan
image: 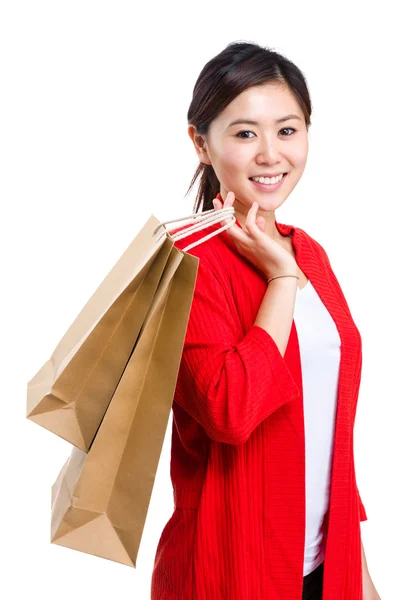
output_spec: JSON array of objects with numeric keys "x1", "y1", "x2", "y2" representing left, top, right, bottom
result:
[{"x1": 151, "y1": 204, "x2": 367, "y2": 599}]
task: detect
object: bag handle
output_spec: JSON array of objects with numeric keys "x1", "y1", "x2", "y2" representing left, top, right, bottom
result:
[{"x1": 152, "y1": 207, "x2": 236, "y2": 252}]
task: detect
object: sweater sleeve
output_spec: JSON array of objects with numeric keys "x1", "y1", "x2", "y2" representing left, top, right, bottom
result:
[{"x1": 174, "y1": 254, "x2": 300, "y2": 445}]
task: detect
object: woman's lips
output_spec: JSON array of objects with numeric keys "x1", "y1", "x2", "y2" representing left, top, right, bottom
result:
[{"x1": 249, "y1": 173, "x2": 287, "y2": 192}]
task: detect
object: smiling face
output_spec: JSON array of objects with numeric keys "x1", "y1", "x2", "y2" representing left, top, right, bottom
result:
[{"x1": 188, "y1": 82, "x2": 309, "y2": 231}]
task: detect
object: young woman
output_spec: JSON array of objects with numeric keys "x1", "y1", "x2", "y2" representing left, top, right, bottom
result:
[{"x1": 151, "y1": 41, "x2": 380, "y2": 600}]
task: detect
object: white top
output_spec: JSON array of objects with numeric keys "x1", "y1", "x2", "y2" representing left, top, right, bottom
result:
[{"x1": 293, "y1": 279, "x2": 341, "y2": 576}]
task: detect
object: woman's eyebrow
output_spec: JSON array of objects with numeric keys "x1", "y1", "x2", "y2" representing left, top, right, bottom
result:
[{"x1": 227, "y1": 114, "x2": 302, "y2": 128}]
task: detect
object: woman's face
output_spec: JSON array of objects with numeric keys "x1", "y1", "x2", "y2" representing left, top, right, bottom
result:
[{"x1": 189, "y1": 82, "x2": 309, "y2": 222}]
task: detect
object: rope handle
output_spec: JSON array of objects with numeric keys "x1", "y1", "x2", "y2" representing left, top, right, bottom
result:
[{"x1": 152, "y1": 206, "x2": 236, "y2": 252}]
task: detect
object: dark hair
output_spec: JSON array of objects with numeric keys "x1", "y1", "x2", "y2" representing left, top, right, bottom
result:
[{"x1": 185, "y1": 41, "x2": 313, "y2": 213}]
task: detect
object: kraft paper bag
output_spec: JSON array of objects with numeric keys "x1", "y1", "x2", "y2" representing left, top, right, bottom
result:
[
  {"x1": 26, "y1": 217, "x2": 185, "y2": 452},
  {"x1": 50, "y1": 250, "x2": 197, "y2": 567},
  {"x1": 49, "y1": 206, "x2": 236, "y2": 567}
]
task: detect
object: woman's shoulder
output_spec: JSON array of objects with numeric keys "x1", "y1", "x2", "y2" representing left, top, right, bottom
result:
[{"x1": 293, "y1": 224, "x2": 332, "y2": 266}]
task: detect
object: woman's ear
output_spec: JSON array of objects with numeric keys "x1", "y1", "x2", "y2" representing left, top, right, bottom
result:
[{"x1": 187, "y1": 125, "x2": 212, "y2": 165}]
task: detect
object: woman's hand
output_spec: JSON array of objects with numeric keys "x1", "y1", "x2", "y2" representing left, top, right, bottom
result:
[{"x1": 212, "y1": 191, "x2": 298, "y2": 280}]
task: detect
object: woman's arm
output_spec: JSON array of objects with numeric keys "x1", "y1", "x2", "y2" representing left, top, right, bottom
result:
[
  {"x1": 254, "y1": 274, "x2": 298, "y2": 357},
  {"x1": 173, "y1": 255, "x2": 300, "y2": 445}
]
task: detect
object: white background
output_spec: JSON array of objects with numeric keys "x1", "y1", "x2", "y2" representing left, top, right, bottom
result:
[{"x1": 1, "y1": 1, "x2": 398, "y2": 598}]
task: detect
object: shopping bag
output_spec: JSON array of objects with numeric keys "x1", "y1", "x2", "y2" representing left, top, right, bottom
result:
[
  {"x1": 26, "y1": 204, "x2": 233, "y2": 452},
  {"x1": 50, "y1": 207, "x2": 235, "y2": 567}
]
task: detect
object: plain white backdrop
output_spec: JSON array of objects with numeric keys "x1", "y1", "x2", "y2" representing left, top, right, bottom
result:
[{"x1": 1, "y1": 1, "x2": 398, "y2": 598}]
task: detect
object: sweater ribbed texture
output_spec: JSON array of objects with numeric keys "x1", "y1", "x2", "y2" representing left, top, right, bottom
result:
[{"x1": 151, "y1": 206, "x2": 367, "y2": 599}]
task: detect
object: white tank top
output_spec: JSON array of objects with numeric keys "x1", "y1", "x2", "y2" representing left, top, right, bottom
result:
[{"x1": 294, "y1": 279, "x2": 341, "y2": 576}]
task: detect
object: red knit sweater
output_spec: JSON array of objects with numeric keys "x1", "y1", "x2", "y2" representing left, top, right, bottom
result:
[{"x1": 151, "y1": 201, "x2": 367, "y2": 599}]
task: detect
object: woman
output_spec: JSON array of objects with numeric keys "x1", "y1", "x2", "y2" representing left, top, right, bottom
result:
[{"x1": 151, "y1": 41, "x2": 380, "y2": 600}]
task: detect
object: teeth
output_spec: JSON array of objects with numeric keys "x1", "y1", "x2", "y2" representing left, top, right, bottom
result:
[{"x1": 251, "y1": 173, "x2": 284, "y2": 184}]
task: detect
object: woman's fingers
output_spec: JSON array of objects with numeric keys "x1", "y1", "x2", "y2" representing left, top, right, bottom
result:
[
  {"x1": 213, "y1": 191, "x2": 233, "y2": 211},
  {"x1": 212, "y1": 191, "x2": 264, "y2": 244},
  {"x1": 212, "y1": 198, "x2": 221, "y2": 209},
  {"x1": 213, "y1": 193, "x2": 265, "y2": 234},
  {"x1": 212, "y1": 191, "x2": 234, "y2": 228},
  {"x1": 246, "y1": 200, "x2": 264, "y2": 233}
]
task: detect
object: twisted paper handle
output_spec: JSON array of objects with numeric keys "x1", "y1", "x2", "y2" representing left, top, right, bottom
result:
[{"x1": 152, "y1": 206, "x2": 236, "y2": 252}]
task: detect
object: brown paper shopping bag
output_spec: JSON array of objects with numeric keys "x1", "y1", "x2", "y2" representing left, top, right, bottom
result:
[
  {"x1": 50, "y1": 205, "x2": 236, "y2": 567},
  {"x1": 26, "y1": 217, "x2": 190, "y2": 451}
]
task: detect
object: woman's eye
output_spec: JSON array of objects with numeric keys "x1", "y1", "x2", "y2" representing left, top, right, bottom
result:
[
  {"x1": 280, "y1": 127, "x2": 296, "y2": 136},
  {"x1": 235, "y1": 127, "x2": 296, "y2": 139},
  {"x1": 236, "y1": 130, "x2": 255, "y2": 139}
]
